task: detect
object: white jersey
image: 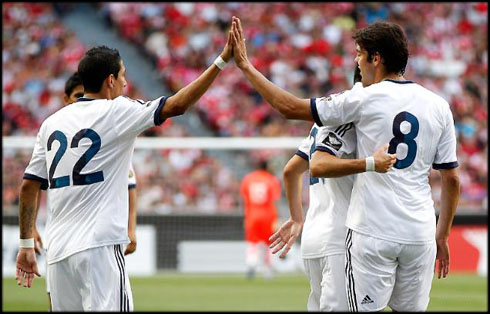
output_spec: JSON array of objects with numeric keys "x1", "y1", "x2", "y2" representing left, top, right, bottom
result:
[
  {"x1": 24, "y1": 95, "x2": 167, "y2": 264},
  {"x1": 296, "y1": 121, "x2": 357, "y2": 258},
  {"x1": 311, "y1": 79, "x2": 458, "y2": 244}
]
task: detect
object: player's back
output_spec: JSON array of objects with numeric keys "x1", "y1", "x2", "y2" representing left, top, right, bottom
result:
[
  {"x1": 30, "y1": 95, "x2": 166, "y2": 264},
  {"x1": 347, "y1": 80, "x2": 458, "y2": 244}
]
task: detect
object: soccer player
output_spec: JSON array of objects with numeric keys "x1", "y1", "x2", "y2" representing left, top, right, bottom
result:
[
  {"x1": 31, "y1": 72, "x2": 140, "y2": 311},
  {"x1": 270, "y1": 67, "x2": 395, "y2": 311},
  {"x1": 16, "y1": 28, "x2": 234, "y2": 311},
  {"x1": 240, "y1": 160, "x2": 280, "y2": 279},
  {"x1": 231, "y1": 17, "x2": 459, "y2": 311}
]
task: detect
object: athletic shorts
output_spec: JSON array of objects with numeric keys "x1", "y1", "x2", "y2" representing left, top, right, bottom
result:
[
  {"x1": 48, "y1": 244, "x2": 133, "y2": 311},
  {"x1": 345, "y1": 229, "x2": 436, "y2": 312},
  {"x1": 303, "y1": 254, "x2": 348, "y2": 311}
]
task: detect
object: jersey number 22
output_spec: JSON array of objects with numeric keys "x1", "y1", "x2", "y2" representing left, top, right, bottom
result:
[{"x1": 47, "y1": 129, "x2": 104, "y2": 188}]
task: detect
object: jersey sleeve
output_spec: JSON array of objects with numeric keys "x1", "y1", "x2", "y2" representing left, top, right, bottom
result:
[
  {"x1": 314, "y1": 124, "x2": 356, "y2": 158},
  {"x1": 311, "y1": 83, "x2": 364, "y2": 127},
  {"x1": 111, "y1": 95, "x2": 168, "y2": 138},
  {"x1": 295, "y1": 135, "x2": 310, "y2": 161},
  {"x1": 128, "y1": 163, "x2": 137, "y2": 189},
  {"x1": 432, "y1": 104, "x2": 459, "y2": 169},
  {"x1": 23, "y1": 125, "x2": 49, "y2": 190}
]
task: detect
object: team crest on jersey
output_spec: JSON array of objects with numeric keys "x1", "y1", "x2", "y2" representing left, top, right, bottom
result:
[{"x1": 322, "y1": 132, "x2": 343, "y2": 150}]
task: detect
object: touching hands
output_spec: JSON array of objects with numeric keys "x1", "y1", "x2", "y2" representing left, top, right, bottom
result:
[
  {"x1": 373, "y1": 144, "x2": 397, "y2": 173},
  {"x1": 230, "y1": 16, "x2": 250, "y2": 70},
  {"x1": 220, "y1": 24, "x2": 234, "y2": 63},
  {"x1": 269, "y1": 218, "x2": 303, "y2": 259}
]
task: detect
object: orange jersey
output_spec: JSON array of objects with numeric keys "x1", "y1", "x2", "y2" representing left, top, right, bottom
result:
[{"x1": 240, "y1": 170, "x2": 281, "y2": 242}]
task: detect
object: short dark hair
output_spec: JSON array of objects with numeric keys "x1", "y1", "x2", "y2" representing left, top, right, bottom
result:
[
  {"x1": 78, "y1": 46, "x2": 121, "y2": 93},
  {"x1": 353, "y1": 21, "x2": 409, "y2": 75},
  {"x1": 258, "y1": 159, "x2": 269, "y2": 171},
  {"x1": 353, "y1": 64, "x2": 362, "y2": 84},
  {"x1": 64, "y1": 72, "x2": 83, "y2": 96}
]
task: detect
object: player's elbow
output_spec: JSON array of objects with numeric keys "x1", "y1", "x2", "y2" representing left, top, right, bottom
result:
[
  {"x1": 163, "y1": 97, "x2": 188, "y2": 117},
  {"x1": 442, "y1": 173, "x2": 460, "y2": 190},
  {"x1": 310, "y1": 161, "x2": 328, "y2": 178},
  {"x1": 440, "y1": 168, "x2": 460, "y2": 189}
]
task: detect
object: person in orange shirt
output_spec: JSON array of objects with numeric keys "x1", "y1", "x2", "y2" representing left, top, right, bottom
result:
[{"x1": 240, "y1": 159, "x2": 281, "y2": 279}]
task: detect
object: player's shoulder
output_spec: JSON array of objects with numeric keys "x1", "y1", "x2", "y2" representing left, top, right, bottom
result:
[{"x1": 116, "y1": 95, "x2": 147, "y2": 105}]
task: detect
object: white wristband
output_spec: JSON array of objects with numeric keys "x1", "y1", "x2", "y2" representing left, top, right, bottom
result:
[
  {"x1": 365, "y1": 156, "x2": 375, "y2": 172},
  {"x1": 19, "y1": 238, "x2": 35, "y2": 248},
  {"x1": 214, "y1": 55, "x2": 227, "y2": 70}
]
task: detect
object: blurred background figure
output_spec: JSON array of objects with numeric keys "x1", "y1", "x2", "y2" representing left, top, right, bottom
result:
[{"x1": 240, "y1": 159, "x2": 281, "y2": 279}]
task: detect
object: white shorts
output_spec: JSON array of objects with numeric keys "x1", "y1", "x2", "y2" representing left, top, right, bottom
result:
[
  {"x1": 345, "y1": 229, "x2": 436, "y2": 312},
  {"x1": 303, "y1": 254, "x2": 348, "y2": 311},
  {"x1": 48, "y1": 244, "x2": 133, "y2": 311}
]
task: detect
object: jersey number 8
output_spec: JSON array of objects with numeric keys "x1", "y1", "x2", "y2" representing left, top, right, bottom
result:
[
  {"x1": 47, "y1": 129, "x2": 104, "y2": 189},
  {"x1": 388, "y1": 111, "x2": 419, "y2": 169}
]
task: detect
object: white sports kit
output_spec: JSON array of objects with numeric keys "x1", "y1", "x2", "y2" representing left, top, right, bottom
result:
[
  {"x1": 296, "y1": 83, "x2": 360, "y2": 311},
  {"x1": 24, "y1": 95, "x2": 166, "y2": 311},
  {"x1": 311, "y1": 79, "x2": 458, "y2": 311},
  {"x1": 45, "y1": 165, "x2": 137, "y2": 296}
]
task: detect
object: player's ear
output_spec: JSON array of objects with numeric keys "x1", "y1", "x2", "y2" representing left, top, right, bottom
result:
[
  {"x1": 63, "y1": 94, "x2": 70, "y2": 105},
  {"x1": 107, "y1": 74, "x2": 115, "y2": 89}
]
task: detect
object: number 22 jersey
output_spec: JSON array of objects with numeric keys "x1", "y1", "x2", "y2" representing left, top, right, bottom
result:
[
  {"x1": 311, "y1": 80, "x2": 458, "y2": 244},
  {"x1": 24, "y1": 96, "x2": 166, "y2": 264}
]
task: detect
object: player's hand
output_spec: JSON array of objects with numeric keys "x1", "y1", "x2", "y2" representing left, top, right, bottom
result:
[
  {"x1": 124, "y1": 233, "x2": 137, "y2": 255},
  {"x1": 435, "y1": 238, "x2": 450, "y2": 279},
  {"x1": 230, "y1": 16, "x2": 250, "y2": 70},
  {"x1": 16, "y1": 248, "x2": 41, "y2": 288},
  {"x1": 220, "y1": 24, "x2": 234, "y2": 62},
  {"x1": 269, "y1": 218, "x2": 303, "y2": 259},
  {"x1": 373, "y1": 143, "x2": 397, "y2": 173},
  {"x1": 33, "y1": 227, "x2": 43, "y2": 255}
]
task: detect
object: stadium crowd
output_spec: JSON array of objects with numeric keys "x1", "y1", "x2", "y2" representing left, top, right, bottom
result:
[
  {"x1": 2, "y1": 3, "x2": 240, "y2": 215},
  {"x1": 2, "y1": 3, "x2": 487, "y2": 213}
]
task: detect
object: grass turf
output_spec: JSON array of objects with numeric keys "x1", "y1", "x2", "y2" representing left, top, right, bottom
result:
[{"x1": 3, "y1": 272, "x2": 487, "y2": 311}]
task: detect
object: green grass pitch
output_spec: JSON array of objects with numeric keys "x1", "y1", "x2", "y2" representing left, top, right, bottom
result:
[{"x1": 3, "y1": 272, "x2": 487, "y2": 311}]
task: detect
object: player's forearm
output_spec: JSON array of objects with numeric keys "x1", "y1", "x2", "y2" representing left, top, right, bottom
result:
[
  {"x1": 160, "y1": 63, "x2": 222, "y2": 120},
  {"x1": 240, "y1": 63, "x2": 313, "y2": 121},
  {"x1": 436, "y1": 170, "x2": 460, "y2": 240},
  {"x1": 310, "y1": 153, "x2": 365, "y2": 178},
  {"x1": 128, "y1": 189, "x2": 137, "y2": 236},
  {"x1": 18, "y1": 180, "x2": 41, "y2": 239},
  {"x1": 283, "y1": 156, "x2": 308, "y2": 222}
]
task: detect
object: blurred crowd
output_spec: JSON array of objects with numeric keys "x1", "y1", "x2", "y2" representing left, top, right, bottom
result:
[{"x1": 2, "y1": 3, "x2": 488, "y2": 214}]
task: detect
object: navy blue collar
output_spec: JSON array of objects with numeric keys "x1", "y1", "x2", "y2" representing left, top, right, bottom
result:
[
  {"x1": 383, "y1": 79, "x2": 414, "y2": 84},
  {"x1": 77, "y1": 97, "x2": 96, "y2": 102}
]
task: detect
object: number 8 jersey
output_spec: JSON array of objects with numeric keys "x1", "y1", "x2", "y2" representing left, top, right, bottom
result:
[
  {"x1": 24, "y1": 96, "x2": 167, "y2": 264},
  {"x1": 311, "y1": 80, "x2": 458, "y2": 244}
]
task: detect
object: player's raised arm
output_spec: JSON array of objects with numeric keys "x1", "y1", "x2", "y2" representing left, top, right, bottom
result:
[
  {"x1": 160, "y1": 28, "x2": 233, "y2": 121},
  {"x1": 269, "y1": 155, "x2": 308, "y2": 258},
  {"x1": 311, "y1": 144, "x2": 396, "y2": 178},
  {"x1": 16, "y1": 179, "x2": 42, "y2": 288},
  {"x1": 230, "y1": 16, "x2": 313, "y2": 122}
]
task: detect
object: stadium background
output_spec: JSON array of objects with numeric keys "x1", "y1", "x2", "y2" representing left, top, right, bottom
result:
[{"x1": 2, "y1": 2, "x2": 487, "y2": 311}]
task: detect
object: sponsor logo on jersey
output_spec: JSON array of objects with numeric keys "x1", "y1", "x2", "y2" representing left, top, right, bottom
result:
[{"x1": 322, "y1": 132, "x2": 343, "y2": 150}]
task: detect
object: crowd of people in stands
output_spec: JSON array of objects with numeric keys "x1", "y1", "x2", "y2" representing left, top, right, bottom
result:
[
  {"x1": 2, "y1": 3, "x2": 240, "y2": 215},
  {"x1": 2, "y1": 3, "x2": 487, "y2": 214}
]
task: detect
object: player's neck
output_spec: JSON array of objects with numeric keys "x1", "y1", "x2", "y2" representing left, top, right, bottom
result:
[
  {"x1": 374, "y1": 72, "x2": 406, "y2": 84},
  {"x1": 83, "y1": 90, "x2": 112, "y2": 100}
]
